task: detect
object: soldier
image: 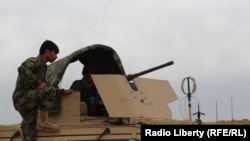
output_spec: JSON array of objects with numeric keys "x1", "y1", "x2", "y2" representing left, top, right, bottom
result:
[
  {"x1": 12, "y1": 40, "x2": 73, "y2": 141},
  {"x1": 70, "y1": 65, "x2": 128, "y2": 124},
  {"x1": 70, "y1": 65, "x2": 108, "y2": 116}
]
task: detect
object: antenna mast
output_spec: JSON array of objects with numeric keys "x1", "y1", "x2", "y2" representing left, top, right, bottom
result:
[
  {"x1": 193, "y1": 103, "x2": 205, "y2": 125},
  {"x1": 181, "y1": 76, "x2": 197, "y2": 123}
]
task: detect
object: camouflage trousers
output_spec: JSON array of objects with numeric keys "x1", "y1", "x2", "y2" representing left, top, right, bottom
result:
[{"x1": 13, "y1": 85, "x2": 57, "y2": 141}]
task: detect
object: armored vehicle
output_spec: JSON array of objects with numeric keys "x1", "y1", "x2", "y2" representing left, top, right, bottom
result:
[{"x1": 0, "y1": 44, "x2": 178, "y2": 141}]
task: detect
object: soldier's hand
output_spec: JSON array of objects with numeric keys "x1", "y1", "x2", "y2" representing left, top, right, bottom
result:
[
  {"x1": 38, "y1": 82, "x2": 46, "y2": 89},
  {"x1": 63, "y1": 89, "x2": 74, "y2": 95}
]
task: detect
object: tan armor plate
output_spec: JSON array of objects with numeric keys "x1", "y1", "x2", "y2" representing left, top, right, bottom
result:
[{"x1": 92, "y1": 74, "x2": 178, "y2": 119}]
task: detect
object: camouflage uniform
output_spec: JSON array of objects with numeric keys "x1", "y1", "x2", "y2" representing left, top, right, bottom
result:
[
  {"x1": 12, "y1": 55, "x2": 63, "y2": 141},
  {"x1": 70, "y1": 78, "x2": 108, "y2": 116}
]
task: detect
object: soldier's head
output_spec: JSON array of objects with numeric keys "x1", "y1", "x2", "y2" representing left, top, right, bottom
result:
[
  {"x1": 39, "y1": 40, "x2": 59, "y2": 63},
  {"x1": 82, "y1": 65, "x2": 96, "y2": 82}
]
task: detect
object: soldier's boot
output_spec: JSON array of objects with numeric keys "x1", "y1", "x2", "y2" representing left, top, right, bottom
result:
[{"x1": 36, "y1": 110, "x2": 59, "y2": 131}]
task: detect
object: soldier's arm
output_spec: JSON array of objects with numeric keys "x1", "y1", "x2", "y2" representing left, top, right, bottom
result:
[
  {"x1": 56, "y1": 88, "x2": 73, "y2": 95},
  {"x1": 18, "y1": 59, "x2": 41, "y2": 88}
]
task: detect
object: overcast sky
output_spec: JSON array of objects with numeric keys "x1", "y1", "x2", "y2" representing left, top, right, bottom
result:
[{"x1": 1, "y1": 0, "x2": 250, "y2": 124}]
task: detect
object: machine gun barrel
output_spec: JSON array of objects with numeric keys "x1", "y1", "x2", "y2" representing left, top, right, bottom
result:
[{"x1": 126, "y1": 60, "x2": 174, "y2": 81}]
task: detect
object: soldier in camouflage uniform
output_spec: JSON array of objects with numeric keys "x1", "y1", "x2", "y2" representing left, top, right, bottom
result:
[
  {"x1": 70, "y1": 65, "x2": 108, "y2": 116},
  {"x1": 12, "y1": 40, "x2": 73, "y2": 141}
]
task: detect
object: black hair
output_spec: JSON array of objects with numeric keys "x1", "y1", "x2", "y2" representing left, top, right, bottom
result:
[
  {"x1": 39, "y1": 40, "x2": 59, "y2": 55},
  {"x1": 82, "y1": 65, "x2": 96, "y2": 75}
]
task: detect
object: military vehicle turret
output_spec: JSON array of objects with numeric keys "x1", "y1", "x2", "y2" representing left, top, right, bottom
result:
[{"x1": 0, "y1": 44, "x2": 178, "y2": 141}]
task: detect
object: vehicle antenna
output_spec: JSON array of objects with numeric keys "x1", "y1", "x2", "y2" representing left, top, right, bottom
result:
[
  {"x1": 181, "y1": 76, "x2": 197, "y2": 123},
  {"x1": 193, "y1": 103, "x2": 205, "y2": 125}
]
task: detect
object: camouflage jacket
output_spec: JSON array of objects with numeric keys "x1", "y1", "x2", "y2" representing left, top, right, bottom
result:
[
  {"x1": 13, "y1": 55, "x2": 47, "y2": 93},
  {"x1": 12, "y1": 55, "x2": 64, "y2": 100},
  {"x1": 70, "y1": 78, "x2": 97, "y2": 102}
]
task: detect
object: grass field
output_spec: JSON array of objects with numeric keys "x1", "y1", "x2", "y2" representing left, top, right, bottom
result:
[{"x1": 0, "y1": 124, "x2": 20, "y2": 131}]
